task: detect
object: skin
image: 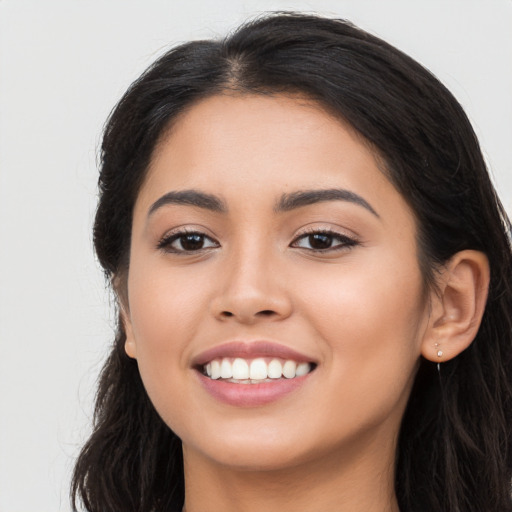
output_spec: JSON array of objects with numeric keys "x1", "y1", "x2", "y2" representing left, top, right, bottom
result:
[{"x1": 122, "y1": 94, "x2": 489, "y2": 512}]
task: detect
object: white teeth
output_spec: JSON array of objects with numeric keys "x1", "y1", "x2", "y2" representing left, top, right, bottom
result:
[
  {"x1": 282, "y1": 360, "x2": 297, "y2": 379},
  {"x1": 267, "y1": 359, "x2": 283, "y2": 379},
  {"x1": 210, "y1": 360, "x2": 221, "y2": 380},
  {"x1": 220, "y1": 359, "x2": 233, "y2": 379},
  {"x1": 249, "y1": 358, "x2": 268, "y2": 380},
  {"x1": 295, "y1": 362, "x2": 310, "y2": 377},
  {"x1": 232, "y1": 358, "x2": 250, "y2": 380},
  {"x1": 203, "y1": 357, "x2": 313, "y2": 381}
]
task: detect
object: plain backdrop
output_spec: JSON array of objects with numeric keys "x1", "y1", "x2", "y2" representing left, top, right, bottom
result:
[{"x1": 0, "y1": 1, "x2": 511, "y2": 510}]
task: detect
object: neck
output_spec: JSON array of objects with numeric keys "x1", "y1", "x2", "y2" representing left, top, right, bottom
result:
[{"x1": 182, "y1": 434, "x2": 400, "y2": 512}]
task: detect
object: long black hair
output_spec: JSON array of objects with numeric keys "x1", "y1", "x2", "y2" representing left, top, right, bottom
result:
[{"x1": 72, "y1": 12, "x2": 512, "y2": 512}]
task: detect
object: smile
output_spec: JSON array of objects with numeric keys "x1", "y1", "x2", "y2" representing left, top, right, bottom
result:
[
  {"x1": 203, "y1": 357, "x2": 313, "y2": 383},
  {"x1": 194, "y1": 341, "x2": 317, "y2": 406}
]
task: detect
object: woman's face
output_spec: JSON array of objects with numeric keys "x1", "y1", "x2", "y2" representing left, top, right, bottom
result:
[{"x1": 124, "y1": 94, "x2": 432, "y2": 472}]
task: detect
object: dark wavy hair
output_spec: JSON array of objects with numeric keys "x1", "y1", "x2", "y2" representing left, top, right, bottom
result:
[{"x1": 72, "y1": 12, "x2": 512, "y2": 512}]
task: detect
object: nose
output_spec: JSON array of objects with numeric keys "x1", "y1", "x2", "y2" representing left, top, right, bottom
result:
[{"x1": 210, "y1": 245, "x2": 293, "y2": 324}]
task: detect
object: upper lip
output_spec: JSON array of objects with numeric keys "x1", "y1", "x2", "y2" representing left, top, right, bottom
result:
[{"x1": 192, "y1": 341, "x2": 317, "y2": 367}]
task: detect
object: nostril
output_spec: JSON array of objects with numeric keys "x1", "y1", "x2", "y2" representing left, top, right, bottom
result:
[
  {"x1": 217, "y1": 308, "x2": 281, "y2": 321},
  {"x1": 257, "y1": 310, "x2": 276, "y2": 316}
]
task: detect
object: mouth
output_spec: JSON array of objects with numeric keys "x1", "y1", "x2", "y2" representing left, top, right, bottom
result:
[
  {"x1": 200, "y1": 357, "x2": 316, "y2": 384},
  {"x1": 193, "y1": 341, "x2": 317, "y2": 406}
]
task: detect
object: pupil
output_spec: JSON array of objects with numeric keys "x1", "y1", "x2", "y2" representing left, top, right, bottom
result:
[
  {"x1": 181, "y1": 234, "x2": 204, "y2": 250},
  {"x1": 309, "y1": 233, "x2": 332, "y2": 249}
]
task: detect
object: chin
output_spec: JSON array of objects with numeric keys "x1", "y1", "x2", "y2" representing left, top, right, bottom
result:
[
  {"x1": 191, "y1": 441, "x2": 313, "y2": 472},
  {"x1": 179, "y1": 420, "x2": 318, "y2": 472}
]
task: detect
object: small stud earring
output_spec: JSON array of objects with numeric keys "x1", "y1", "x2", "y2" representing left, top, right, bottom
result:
[{"x1": 434, "y1": 344, "x2": 443, "y2": 374}]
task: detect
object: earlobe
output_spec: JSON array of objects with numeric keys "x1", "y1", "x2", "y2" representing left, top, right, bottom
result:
[
  {"x1": 421, "y1": 250, "x2": 490, "y2": 363},
  {"x1": 113, "y1": 274, "x2": 137, "y2": 359},
  {"x1": 121, "y1": 306, "x2": 137, "y2": 359}
]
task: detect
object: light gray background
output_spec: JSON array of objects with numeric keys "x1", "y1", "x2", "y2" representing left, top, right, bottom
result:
[{"x1": 0, "y1": 1, "x2": 511, "y2": 510}]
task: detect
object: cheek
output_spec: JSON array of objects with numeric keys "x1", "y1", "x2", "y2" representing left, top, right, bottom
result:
[
  {"x1": 291, "y1": 261, "x2": 426, "y2": 441},
  {"x1": 125, "y1": 258, "x2": 209, "y2": 409},
  {"x1": 128, "y1": 260, "x2": 205, "y2": 345},
  {"x1": 296, "y1": 252, "x2": 426, "y2": 385}
]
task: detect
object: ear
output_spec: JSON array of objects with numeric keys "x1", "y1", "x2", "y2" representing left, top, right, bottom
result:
[
  {"x1": 113, "y1": 273, "x2": 137, "y2": 359},
  {"x1": 121, "y1": 305, "x2": 137, "y2": 359},
  {"x1": 421, "y1": 250, "x2": 490, "y2": 363}
]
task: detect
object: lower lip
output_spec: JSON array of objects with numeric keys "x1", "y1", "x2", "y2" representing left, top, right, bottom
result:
[{"x1": 196, "y1": 371, "x2": 312, "y2": 407}]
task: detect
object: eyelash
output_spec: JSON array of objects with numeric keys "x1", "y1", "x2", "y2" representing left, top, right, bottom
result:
[
  {"x1": 157, "y1": 228, "x2": 359, "y2": 254},
  {"x1": 157, "y1": 229, "x2": 219, "y2": 254},
  {"x1": 290, "y1": 229, "x2": 359, "y2": 253}
]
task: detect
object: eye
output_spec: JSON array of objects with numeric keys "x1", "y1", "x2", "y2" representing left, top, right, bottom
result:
[
  {"x1": 158, "y1": 231, "x2": 219, "y2": 253},
  {"x1": 291, "y1": 230, "x2": 358, "y2": 252}
]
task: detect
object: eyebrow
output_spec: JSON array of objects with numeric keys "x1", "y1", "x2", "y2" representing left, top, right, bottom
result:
[
  {"x1": 148, "y1": 189, "x2": 227, "y2": 216},
  {"x1": 275, "y1": 188, "x2": 379, "y2": 217},
  {"x1": 147, "y1": 187, "x2": 379, "y2": 218}
]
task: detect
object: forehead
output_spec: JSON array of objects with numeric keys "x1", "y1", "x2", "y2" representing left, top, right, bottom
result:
[{"x1": 137, "y1": 93, "x2": 412, "y2": 225}]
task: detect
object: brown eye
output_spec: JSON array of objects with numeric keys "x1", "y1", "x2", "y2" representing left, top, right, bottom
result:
[
  {"x1": 179, "y1": 233, "x2": 206, "y2": 251},
  {"x1": 158, "y1": 231, "x2": 219, "y2": 253},
  {"x1": 291, "y1": 230, "x2": 358, "y2": 252},
  {"x1": 308, "y1": 233, "x2": 334, "y2": 250}
]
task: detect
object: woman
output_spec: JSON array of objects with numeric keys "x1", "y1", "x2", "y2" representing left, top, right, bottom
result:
[{"x1": 72, "y1": 12, "x2": 512, "y2": 512}]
